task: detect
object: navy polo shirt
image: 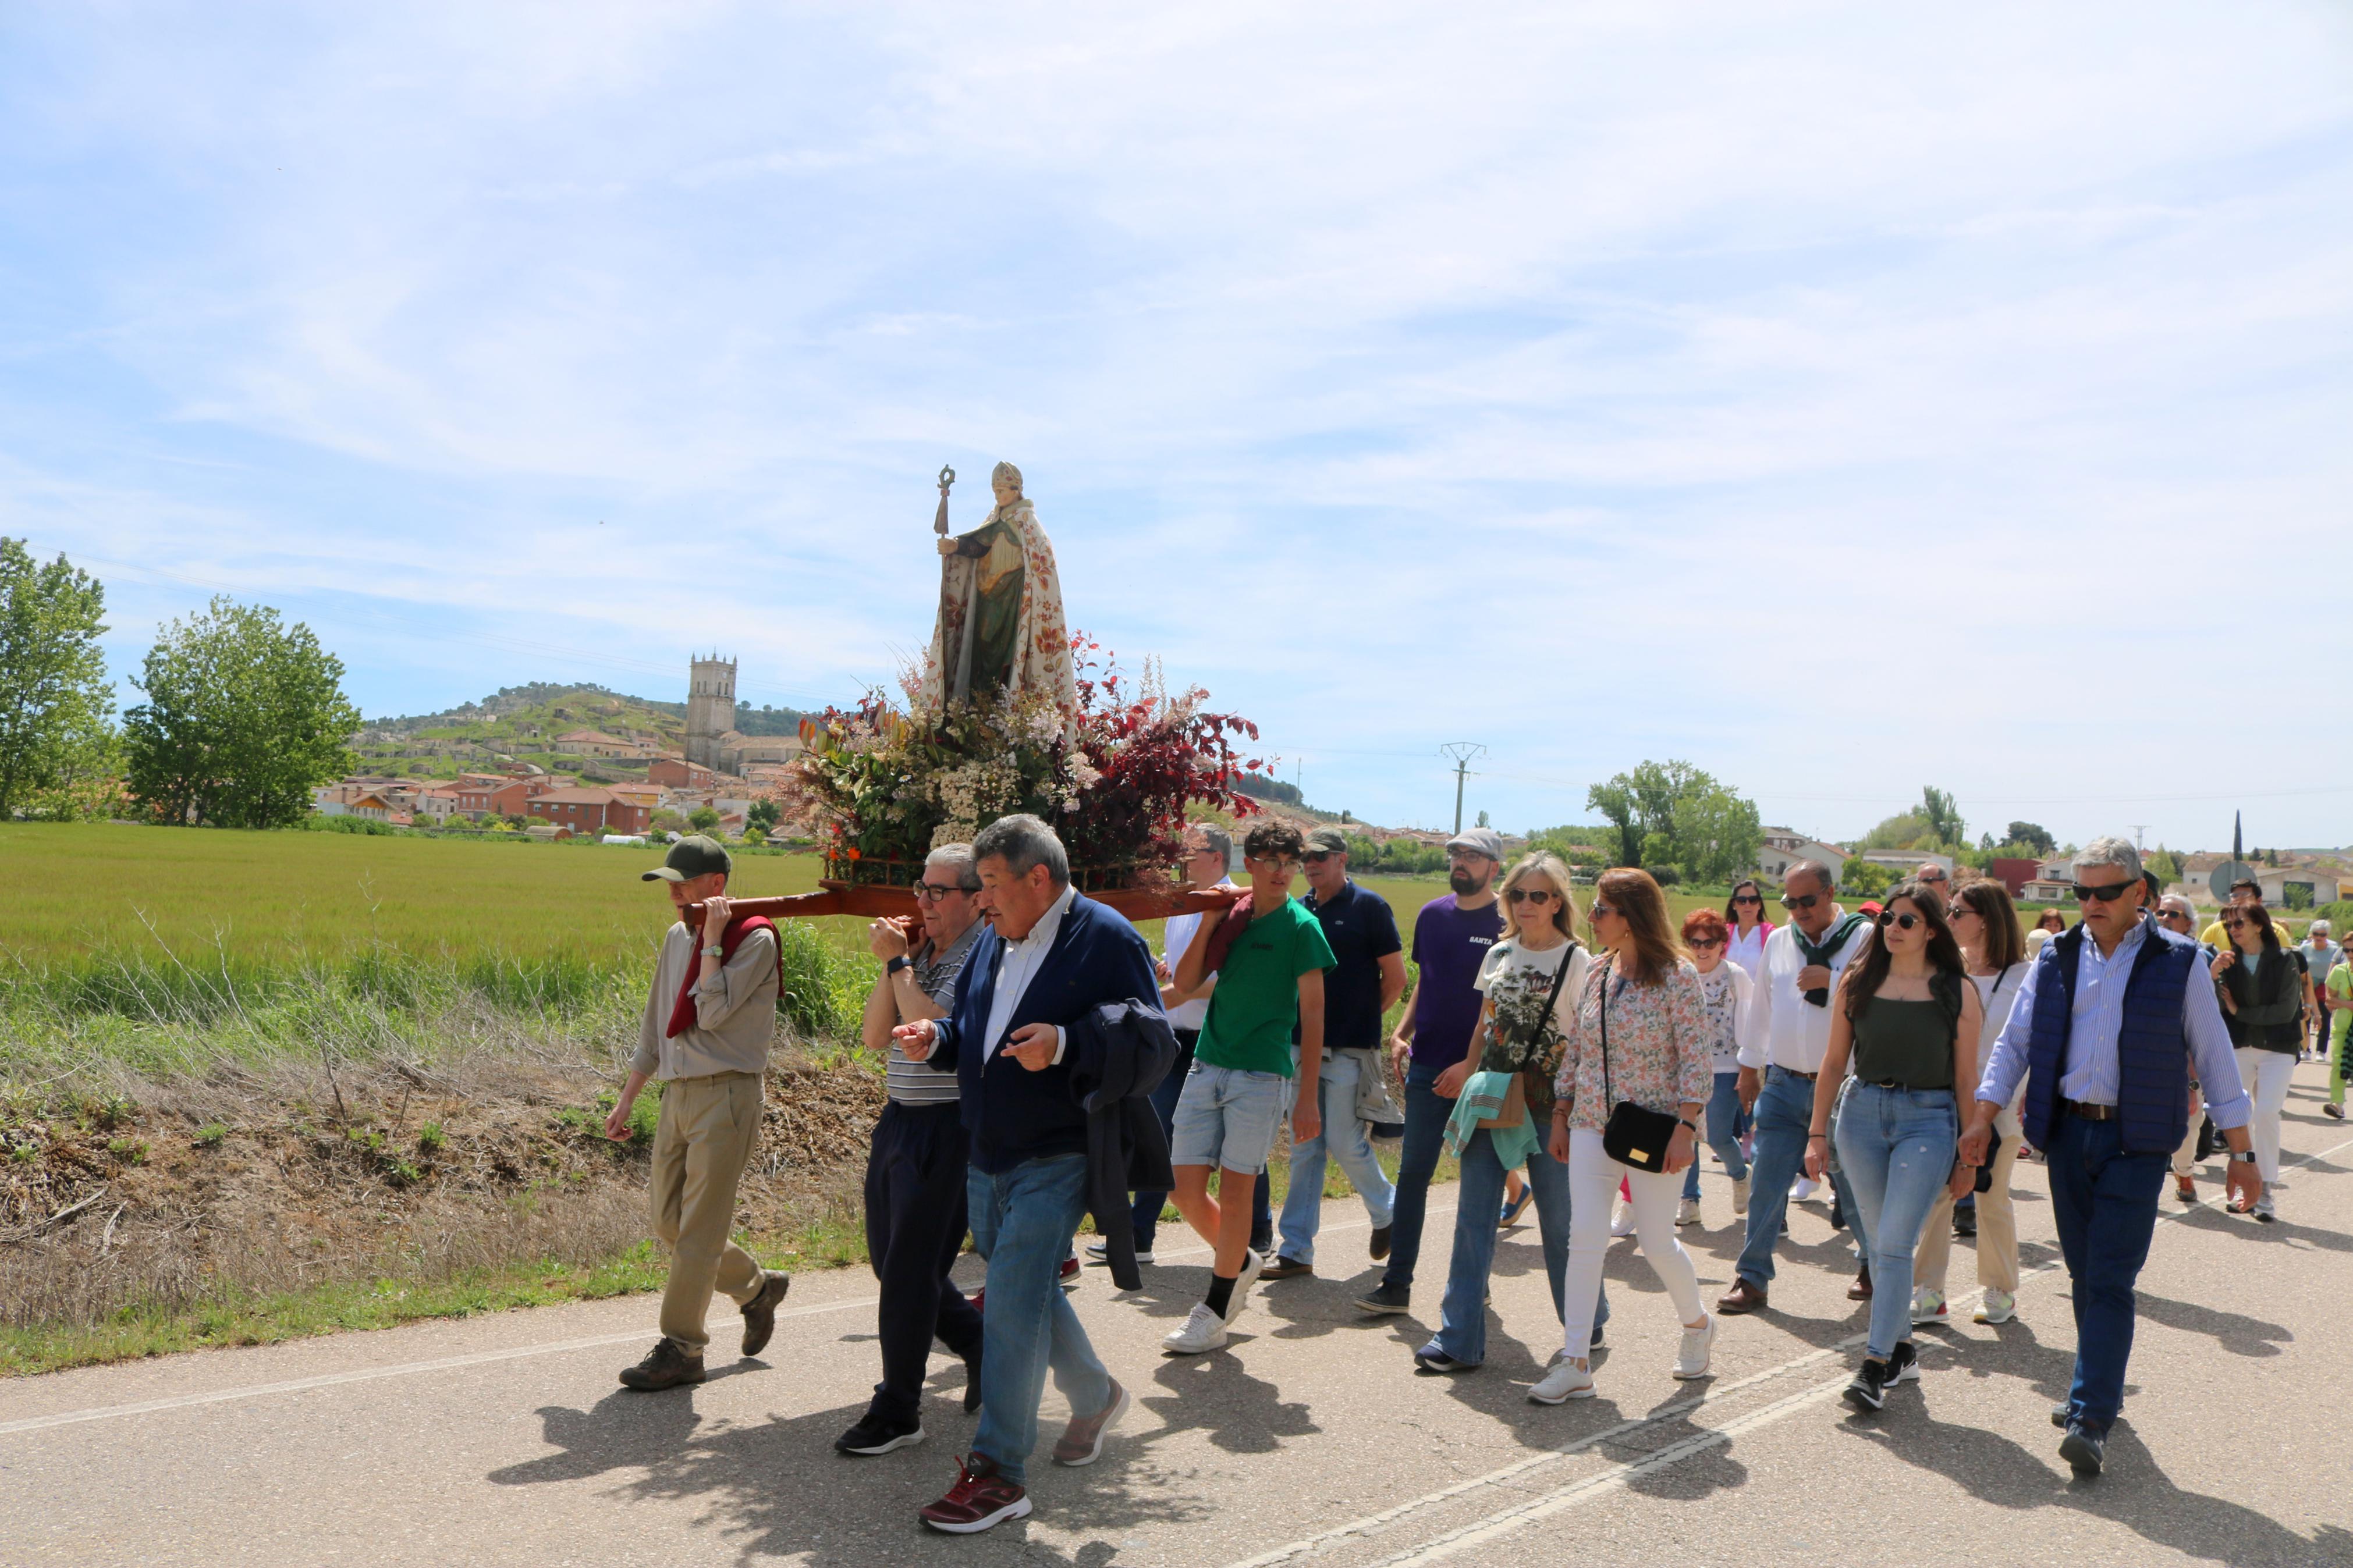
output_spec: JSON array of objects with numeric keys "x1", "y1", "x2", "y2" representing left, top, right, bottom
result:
[{"x1": 1302, "y1": 879, "x2": 1404, "y2": 1052}]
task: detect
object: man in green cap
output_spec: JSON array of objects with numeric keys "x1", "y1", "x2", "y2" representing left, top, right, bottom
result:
[{"x1": 602, "y1": 835, "x2": 792, "y2": 1390}]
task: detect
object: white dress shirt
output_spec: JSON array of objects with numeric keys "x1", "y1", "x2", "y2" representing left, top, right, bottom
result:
[
  {"x1": 981, "y1": 883, "x2": 1078, "y2": 1064},
  {"x1": 1737, "y1": 908, "x2": 1872, "y2": 1075}
]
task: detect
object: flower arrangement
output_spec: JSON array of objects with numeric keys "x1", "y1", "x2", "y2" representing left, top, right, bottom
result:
[{"x1": 786, "y1": 635, "x2": 1264, "y2": 887}]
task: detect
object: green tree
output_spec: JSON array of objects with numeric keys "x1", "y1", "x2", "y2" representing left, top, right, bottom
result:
[
  {"x1": 1919, "y1": 785, "x2": 1965, "y2": 848},
  {"x1": 1475, "y1": 809, "x2": 1490, "y2": 829},
  {"x1": 1841, "y1": 856, "x2": 1897, "y2": 897},
  {"x1": 1670, "y1": 782, "x2": 1763, "y2": 885},
  {"x1": 747, "y1": 797, "x2": 780, "y2": 834},
  {"x1": 688, "y1": 805, "x2": 722, "y2": 834},
  {"x1": 1589, "y1": 760, "x2": 1763, "y2": 881},
  {"x1": 122, "y1": 596, "x2": 361, "y2": 829},
  {"x1": 0, "y1": 539, "x2": 116, "y2": 819},
  {"x1": 1585, "y1": 779, "x2": 1643, "y2": 867},
  {"x1": 2147, "y1": 845, "x2": 2184, "y2": 887},
  {"x1": 2004, "y1": 821, "x2": 2056, "y2": 857}
]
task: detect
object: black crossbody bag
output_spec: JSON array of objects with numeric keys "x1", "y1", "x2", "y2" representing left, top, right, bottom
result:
[{"x1": 1598, "y1": 969, "x2": 1681, "y2": 1174}]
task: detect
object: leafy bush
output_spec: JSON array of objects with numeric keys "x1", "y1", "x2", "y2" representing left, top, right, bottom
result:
[
  {"x1": 417, "y1": 1122, "x2": 446, "y2": 1153},
  {"x1": 193, "y1": 1123, "x2": 228, "y2": 1149},
  {"x1": 1643, "y1": 864, "x2": 1683, "y2": 887}
]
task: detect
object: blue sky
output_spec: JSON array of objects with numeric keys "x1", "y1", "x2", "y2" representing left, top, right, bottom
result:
[{"x1": 4, "y1": 3, "x2": 2350, "y2": 852}]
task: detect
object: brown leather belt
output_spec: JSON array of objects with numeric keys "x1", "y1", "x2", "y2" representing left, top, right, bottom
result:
[
  {"x1": 2059, "y1": 1098, "x2": 2117, "y2": 1121},
  {"x1": 1770, "y1": 1066, "x2": 1818, "y2": 1082}
]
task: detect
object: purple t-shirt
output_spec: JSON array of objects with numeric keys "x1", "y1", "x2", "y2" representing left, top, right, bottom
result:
[{"x1": 1408, "y1": 894, "x2": 1504, "y2": 1082}]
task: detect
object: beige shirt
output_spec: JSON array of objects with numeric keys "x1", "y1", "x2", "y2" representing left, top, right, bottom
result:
[{"x1": 631, "y1": 922, "x2": 780, "y2": 1080}]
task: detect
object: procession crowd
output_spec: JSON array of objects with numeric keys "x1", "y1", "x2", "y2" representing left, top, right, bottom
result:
[{"x1": 597, "y1": 813, "x2": 2341, "y2": 1536}]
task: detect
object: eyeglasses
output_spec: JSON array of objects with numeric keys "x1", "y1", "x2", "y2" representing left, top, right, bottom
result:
[
  {"x1": 2071, "y1": 882, "x2": 2135, "y2": 904},
  {"x1": 1589, "y1": 902, "x2": 1619, "y2": 920},
  {"x1": 1876, "y1": 911, "x2": 1920, "y2": 930},
  {"x1": 914, "y1": 882, "x2": 973, "y2": 902},
  {"x1": 1506, "y1": 888, "x2": 1556, "y2": 905},
  {"x1": 1781, "y1": 893, "x2": 1823, "y2": 911},
  {"x1": 1687, "y1": 936, "x2": 1723, "y2": 950},
  {"x1": 2161, "y1": 910, "x2": 2194, "y2": 923},
  {"x1": 1731, "y1": 894, "x2": 1762, "y2": 905}
]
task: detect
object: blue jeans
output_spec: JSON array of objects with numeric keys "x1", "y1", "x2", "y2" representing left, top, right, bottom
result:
[
  {"x1": 2045, "y1": 1111, "x2": 2167, "y2": 1435},
  {"x1": 1734, "y1": 1066, "x2": 1815, "y2": 1290},
  {"x1": 1130, "y1": 1031, "x2": 1196, "y2": 1253},
  {"x1": 1834, "y1": 1084, "x2": 1958, "y2": 1359},
  {"x1": 1683, "y1": 1070, "x2": 1751, "y2": 1201},
  {"x1": 1429, "y1": 1129, "x2": 1605, "y2": 1365},
  {"x1": 1276, "y1": 1051, "x2": 1397, "y2": 1265},
  {"x1": 966, "y1": 1154, "x2": 1110, "y2": 1484},
  {"x1": 1379, "y1": 1076, "x2": 1453, "y2": 1291}
]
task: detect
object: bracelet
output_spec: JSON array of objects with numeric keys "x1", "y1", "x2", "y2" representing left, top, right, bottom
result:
[
  {"x1": 1678, "y1": 1117, "x2": 1698, "y2": 1132},
  {"x1": 1807, "y1": 1133, "x2": 1827, "y2": 1142}
]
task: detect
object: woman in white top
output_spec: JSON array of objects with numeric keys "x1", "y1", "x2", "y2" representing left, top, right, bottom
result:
[
  {"x1": 1913, "y1": 878, "x2": 2030, "y2": 1326},
  {"x1": 1722, "y1": 880, "x2": 1776, "y2": 980}
]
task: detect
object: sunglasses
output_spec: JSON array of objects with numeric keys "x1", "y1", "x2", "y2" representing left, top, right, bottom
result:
[
  {"x1": 2223, "y1": 917, "x2": 2249, "y2": 929},
  {"x1": 1876, "y1": 911, "x2": 1921, "y2": 930},
  {"x1": 1506, "y1": 888, "x2": 1556, "y2": 905},
  {"x1": 914, "y1": 882, "x2": 972, "y2": 902},
  {"x1": 1732, "y1": 894, "x2": 1762, "y2": 905},
  {"x1": 2071, "y1": 883, "x2": 2135, "y2": 904},
  {"x1": 1303, "y1": 851, "x2": 1337, "y2": 864},
  {"x1": 1781, "y1": 893, "x2": 1823, "y2": 911},
  {"x1": 1687, "y1": 936, "x2": 1723, "y2": 949},
  {"x1": 1589, "y1": 902, "x2": 1620, "y2": 920}
]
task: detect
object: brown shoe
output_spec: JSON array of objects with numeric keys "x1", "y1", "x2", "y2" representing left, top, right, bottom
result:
[
  {"x1": 1051, "y1": 1378, "x2": 1130, "y2": 1467},
  {"x1": 1259, "y1": 1255, "x2": 1314, "y2": 1280},
  {"x1": 740, "y1": 1270, "x2": 792, "y2": 1356},
  {"x1": 1715, "y1": 1278, "x2": 1769, "y2": 1315},
  {"x1": 1847, "y1": 1264, "x2": 1873, "y2": 1302},
  {"x1": 619, "y1": 1338, "x2": 705, "y2": 1391}
]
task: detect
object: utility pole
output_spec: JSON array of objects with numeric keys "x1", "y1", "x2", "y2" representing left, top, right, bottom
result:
[
  {"x1": 2130, "y1": 824, "x2": 2150, "y2": 852},
  {"x1": 1439, "y1": 743, "x2": 1486, "y2": 836}
]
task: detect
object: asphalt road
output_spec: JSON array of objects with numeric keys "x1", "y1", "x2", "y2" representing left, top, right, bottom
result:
[{"x1": 7, "y1": 1062, "x2": 2351, "y2": 1568}]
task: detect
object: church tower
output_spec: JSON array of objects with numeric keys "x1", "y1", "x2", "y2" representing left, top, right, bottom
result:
[{"x1": 685, "y1": 655, "x2": 736, "y2": 771}]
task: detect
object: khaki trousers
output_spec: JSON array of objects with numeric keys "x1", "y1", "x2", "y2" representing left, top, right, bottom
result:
[
  {"x1": 1915, "y1": 1100, "x2": 2022, "y2": 1297},
  {"x1": 648, "y1": 1071, "x2": 766, "y2": 1350}
]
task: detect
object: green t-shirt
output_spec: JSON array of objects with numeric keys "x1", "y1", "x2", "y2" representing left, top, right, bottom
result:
[
  {"x1": 2330, "y1": 963, "x2": 2351, "y2": 1043},
  {"x1": 1196, "y1": 898, "x2": 1336, "y2": 1076}
]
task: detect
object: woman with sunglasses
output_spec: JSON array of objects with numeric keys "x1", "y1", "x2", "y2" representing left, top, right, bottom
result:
[
  {"x1": 1676, "y1": 909, "x2": 1756, "y2": 1227},
  {"x1": 1912, "y1": 879, "x2": 2029, "y2": 1327},
  {"x1": 1804, "y1": 879, "x2": 1982, "y2": 1410},
  {"x1": 1535, "y1": 869, "x2": 1714, "y2": 1403},
  {"x1": 1414, "y1": 854, "x2": 1605, "y2": 1372},
  {"x1": 1723, "y1": 880, "x2": 1775, "y2": 980},
  {"x1": 2216, "y1": 902, "x2": 2298, "y2": 1221}
]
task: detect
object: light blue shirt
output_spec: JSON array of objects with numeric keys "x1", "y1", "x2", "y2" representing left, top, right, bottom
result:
[
  {"x1": 1976, "y1": 915, "x2": 2250, "y2": 1129},
  {"x1": 981, "y1": 883, "x2": 1078, "y2": 1064}
]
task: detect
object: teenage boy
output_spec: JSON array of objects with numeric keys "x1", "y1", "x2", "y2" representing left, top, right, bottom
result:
[
  {"x1": 1356, "y1": 827, "x2": 1504, "y2": 1315},
  {"x1": 840, "y1": 843, "x2": 988, "y2": 1456},
  {"x1": 1261, "y1": 827, "x2": 1404, "y2": 1278},
  {"x1": 604, "y1": 835, "x2": 792, "y2": 1391},
  {"x1": 1161, "y1": 820, "x2": 1334, "y2": 1353}
]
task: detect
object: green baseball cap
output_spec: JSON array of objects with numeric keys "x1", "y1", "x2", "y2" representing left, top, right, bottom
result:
[
  {"x1": 642, "y1": 834, "x2": 732, "y2": 883},
  {"x1": 1304, "y1": 827, "x2": 1350, "y2": 856}
]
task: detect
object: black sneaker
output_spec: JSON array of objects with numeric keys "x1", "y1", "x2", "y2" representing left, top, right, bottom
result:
[
  {"x1": 2050, "y1": 1402, "x2": 2071, "y2": 1429},
  {"x1": 1842, "y1": 1356, "x2": 1887, "y2": 1412},
  {"x1": 837, "y1": 1414, "x2": 926, "y2": 1455},
  {"x1": 963, "y1": 1352, "x2": 983, "y2": 1413},
  {"x1": 2059, "y1": 1423, "x2": 2105, "y2": 1476},
  {"x1": 1354, "y1": 1281, "x2": 1411, "y2": 1315},
  {"x1": 1951, "y1": 1210, "x2": 1977, "y2": 1239},
  {"x1": 1886, "y1": 1341, "x2": 1920, "y2": 1386},
  {"x1": 618, "y1": 1338, "x2": 705, "y2": 1391},
  {"x1": 740, "y1": 1270, "x2": 792, "y2": 1356},
  {"x1": 1369, "y1": 1224, "x2": 1393, "y2": 1261}
]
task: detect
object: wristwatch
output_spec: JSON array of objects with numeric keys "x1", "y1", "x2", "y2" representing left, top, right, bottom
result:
[
  {"x1": 2230, "y1": 1149, "x2": 2258, "y2": 1164},
  {"x1": 886, "y1": 955, "x2": 912, "y2": 976},
  {"x1": 701, "y1": 944, "x2": 725, "y2": 959}
]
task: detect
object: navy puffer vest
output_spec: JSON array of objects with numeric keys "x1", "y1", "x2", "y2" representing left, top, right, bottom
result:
[{"x1": 2018, "y1": 921, "x2": 2195, "y2": 1155}]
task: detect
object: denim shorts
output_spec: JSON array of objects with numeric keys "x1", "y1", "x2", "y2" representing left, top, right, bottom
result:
[{"x1": 1169, "y1": 1062, "x2": 1293, "y2": 1175}]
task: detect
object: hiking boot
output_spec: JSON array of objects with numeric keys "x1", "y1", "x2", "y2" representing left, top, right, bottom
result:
[
  {"x1": 1052, "y1": 1379, "x2": 1128, "y2": 1466},
  {"x1": 918, "y1": 1454, "x2": 1031, "y2": 1533},
  {"x1": 836, "y1": 1413, "x2": 925, "y2": 1456},
  {"x1": 618, "y1": 1338, "x2": 705, "y2": 1391},
  {"x1": 740, "y1": 1270, "x2": 792, "y2": 1356},
  {"x1": 1354, "y1": 1281, "x2": 1411, "y2": 1315}
]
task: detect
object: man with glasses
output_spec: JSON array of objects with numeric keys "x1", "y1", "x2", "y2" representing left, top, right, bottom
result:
[
  {"x1": 1964, "y1": 837, "x2": 2258, "y2": 1476},
  {"x1": 1261, "y1": 827, "x2": 1406, "y2": 1279},
  {"x1": 1718, "y1": 859, "x2": 1875, "y2": 1315},
  {"x1": 1912, "y1": 862, "x2": 1952, "y2": 903},
  {"x1": 844, "y1": 843, "x2": 990, "y2": 1455},
  {"x1": 1357, "y1": 826, "x2": 1506, "y2": 1315}
]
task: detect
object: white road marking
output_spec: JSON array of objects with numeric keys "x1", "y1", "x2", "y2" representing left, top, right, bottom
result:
[{"x1": 1227, "y1": 1130, "x2": 2353, "y2": 1568}]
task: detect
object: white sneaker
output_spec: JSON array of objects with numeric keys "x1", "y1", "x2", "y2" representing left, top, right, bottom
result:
[
  {"x1": 1731, "y1": 1175, "x2": 1750, "y2": 1215},
  {"x1": 1790, "y1": 1175, "x2": 1819, "y2": 1202},
  {"x1": 1222, "y1": 1249, "x2": 1266, "y2": 1324},
  {"x1": 1675, "y1": 1197, "x2": 1702, "y2": 1228},
  {"x1": 1609, "y1": 1203, "x2": 1637, "y2": 1238},
  {"x1": 1672, "y1": 1315, "x2": 1716, "y2": 1379},
  {"x1": 1162, "y1": 1303, "x2": 1229, "y2": 1355},
  {"x1": 1974, "y1": 1288, "x2": 2015, "y2": 1325},
  {"x1": 1910, "y1": 1287, "x2": 1948, "y2": 1325},
  {"x1": 1528, "y1": 1359, "x2": 1596, "y2": 1403}
]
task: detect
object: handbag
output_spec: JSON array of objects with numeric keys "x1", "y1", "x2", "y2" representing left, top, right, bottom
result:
[
  {"x1": 1476, "y1": 941, "x2": 1578, "y2": 1132},
  {"x1": 1598, "y1": 969, "x2": 1681, "y2": 1175}
]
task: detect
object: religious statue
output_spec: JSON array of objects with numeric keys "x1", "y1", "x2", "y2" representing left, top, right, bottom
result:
[{"x1": 918, "y1": 461, "x2": 1078, "y2": 719}]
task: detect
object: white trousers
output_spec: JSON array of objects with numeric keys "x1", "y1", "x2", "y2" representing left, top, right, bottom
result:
[
  {"x1": 2235, "y1": 1048, "x2": 2294, "y2": 1183},
  {"x1": 1561, "y1": 1127, "x2": 1705, "y2": 1359}
]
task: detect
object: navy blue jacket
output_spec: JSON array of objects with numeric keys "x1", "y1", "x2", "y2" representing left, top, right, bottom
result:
[{"x1": 929, "y1": 891, "x2": 1166, "y2": 1174}]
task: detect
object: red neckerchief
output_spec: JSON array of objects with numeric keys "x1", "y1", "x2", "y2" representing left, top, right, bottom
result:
[{"x1": 666, "y1": 915, "x2": 781, "y2": 1039}]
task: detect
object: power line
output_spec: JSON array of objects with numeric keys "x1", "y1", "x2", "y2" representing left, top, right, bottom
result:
[{"x1": 1439, "y1": 742, "x2": 1486, "y2": 837}]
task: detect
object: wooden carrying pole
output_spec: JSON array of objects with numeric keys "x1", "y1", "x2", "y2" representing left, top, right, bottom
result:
[{"x1": 688, "y1": 881, "x2": 1248, "y2": 925}]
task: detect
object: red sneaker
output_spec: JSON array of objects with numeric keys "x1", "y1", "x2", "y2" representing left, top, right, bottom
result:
[{"x1": 918, "y1": 1454, "x2": 1031, "y2": 1534}]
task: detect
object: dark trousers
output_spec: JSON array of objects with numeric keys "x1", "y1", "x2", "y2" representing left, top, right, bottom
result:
[
  {"x1": 1131, "y1": 1030, "x2": 1198, "y2": 1253},
  {"x1": 2045, "y1": 1110, "x2": 2167, "y2": 1436},
  {"x1": 863, "y1": 1100, "x2": 985, "y2": 1424},
  {"x1": 1379, "y1": 1076, "x2": 1451, "y2": 1290}
]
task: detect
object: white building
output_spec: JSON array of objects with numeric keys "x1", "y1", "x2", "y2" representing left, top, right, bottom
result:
[
  {"x1": 1757, "y1": 828, "x2": 1852, "y2": 888},
  {"x1": 1858, "y1": 849, "x2": 1958, "y2": 879},
  {"x1": 2257, "y1": 866, "x2": 2350, "y2": 911}
]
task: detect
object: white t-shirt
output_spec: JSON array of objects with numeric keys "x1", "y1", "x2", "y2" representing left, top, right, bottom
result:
[
  {"x1": 1162, "y1": 879, "x2": 1236, "y2": 1032},
  {"x1": 1472, "y1": 935, "x2": 1591, "y2": 1075},
  {"x1": 1724, "y1": 922, "x2": 1773, "y2": 980},
  {"x1": 1693, "y1": 960, "x2": 1758, "y2": 1073}
]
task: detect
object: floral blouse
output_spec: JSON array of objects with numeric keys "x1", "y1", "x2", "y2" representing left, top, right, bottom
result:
[{"x1": 1552, "y1": 956, "x2": 1714, "y2": 1134}]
